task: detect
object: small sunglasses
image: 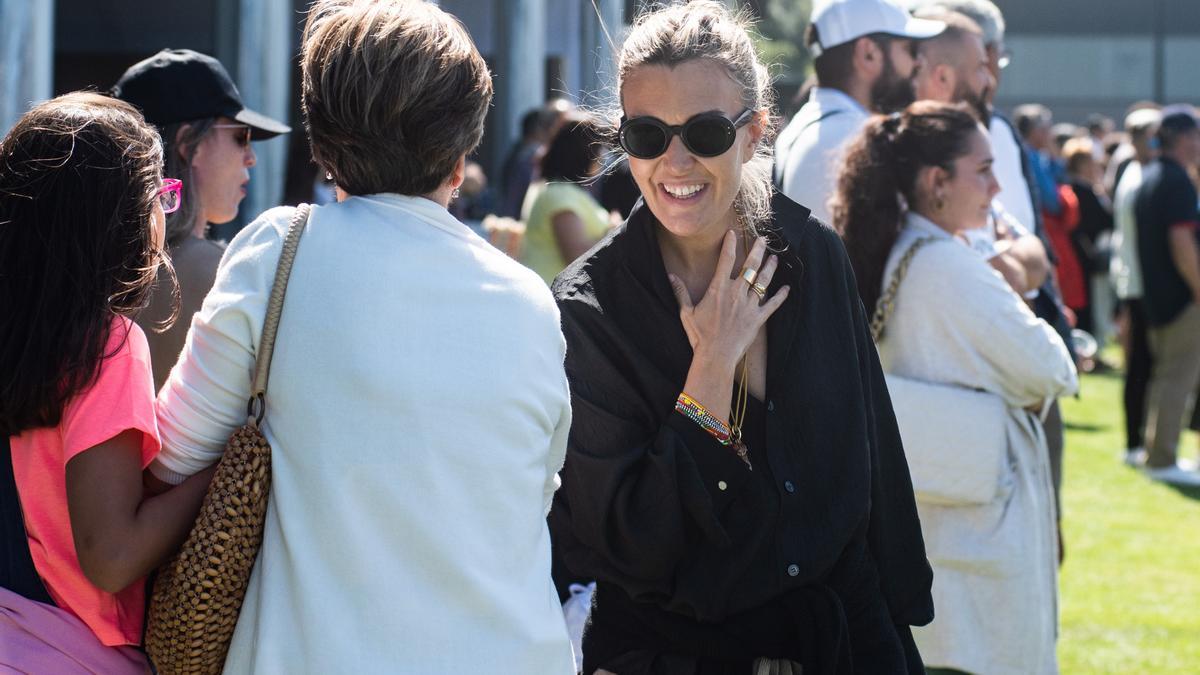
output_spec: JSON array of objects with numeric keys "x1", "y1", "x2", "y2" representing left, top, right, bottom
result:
[
  {"x1": 157, "y1": 178, "x2": 183, "y2": 214},
  {"x1": 619, "y1": 108, "x2": 755, "y2": 160},
  {"x1": 211, "y1": 123, "x2": 252, "y2": 147}
]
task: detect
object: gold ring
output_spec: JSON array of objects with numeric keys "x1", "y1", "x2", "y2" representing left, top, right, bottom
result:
[
  {"x1": 751, "y1": 282, "x2": 767, "y2": 299},
  {"x1": 741, "y1": 266, "x2": 759, "y2": 285}
]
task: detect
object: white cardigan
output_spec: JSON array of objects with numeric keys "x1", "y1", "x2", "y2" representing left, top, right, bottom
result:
[
  {"x1": 152, "y1": 195, "x2": 575, "y2": 674},
  {"x1": 877, "y1": 213, "x2": 1078, "y2": 675}
]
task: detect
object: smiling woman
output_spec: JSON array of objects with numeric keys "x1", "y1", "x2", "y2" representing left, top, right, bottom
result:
[{"x1": 547, "y1": 2, "x2": 935, "y2": 673}]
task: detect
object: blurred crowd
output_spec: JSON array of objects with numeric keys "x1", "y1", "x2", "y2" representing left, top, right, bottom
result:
[{"x1": 3, "y1": 0, "x2": 1199, "y2": 674}]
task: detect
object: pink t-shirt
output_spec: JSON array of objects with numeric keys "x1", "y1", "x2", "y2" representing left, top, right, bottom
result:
[{"x1": 10, "y1": 316, "x2": 160, "y2": 647}]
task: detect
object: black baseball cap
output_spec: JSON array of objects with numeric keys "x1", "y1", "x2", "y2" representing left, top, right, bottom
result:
[{"x1": 112, "y1": 49, "x2": 290, "y2": 140}]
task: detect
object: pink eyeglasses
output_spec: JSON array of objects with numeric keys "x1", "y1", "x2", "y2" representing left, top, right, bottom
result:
[{"x1": 157, "y1": 178, "x2": 183, "y2": 214}]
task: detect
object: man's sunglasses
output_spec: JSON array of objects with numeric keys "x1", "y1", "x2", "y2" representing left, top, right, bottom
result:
[{"x1": 618, "y1": 108, "x2": 756, "y2": 160}]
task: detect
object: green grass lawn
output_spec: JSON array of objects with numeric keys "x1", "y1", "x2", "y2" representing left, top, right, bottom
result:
[{"x1": 1058, "y1": 368, "x2": 1200, "y2": 672}]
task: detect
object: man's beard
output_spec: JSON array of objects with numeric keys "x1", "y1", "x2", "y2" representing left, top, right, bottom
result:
[
  {"x1": 871, "y1": 58, "x2": 916, "y2": 113},
  {"x1": 954, "y1": 79, "x2": 993, "y2": 123}
]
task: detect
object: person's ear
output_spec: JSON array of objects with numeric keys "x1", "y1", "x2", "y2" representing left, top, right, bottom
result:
[
  {"x1": 853, "y1": 37, "x2": 883, "y2": 79},
  {"x1": 930, "y1": 165, "x2": 952, "y2": 203},
  {"x1": 742, "y1": 110, "x2": 767, "y2": 163},
  {"x1": 175, "y1": 124, "x2": 197, "y2": 164},
  {"x1": 917, "y1": 165, "x2": 949, "y2": 207},
  {"x1": 449, "y1": 154, "x2": 468, "y2": 190},
  {"x1": 934, "y1": 64, "x2": 955, "y2": 98}
]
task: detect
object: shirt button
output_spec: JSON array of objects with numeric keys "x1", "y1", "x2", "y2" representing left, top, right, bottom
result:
[
  {"x1": 718, "y1": 480, "x2": 728, "y2": 491},
  {"x1": 784, "y1": 480, "x2": 796, "y2": 494},
  {"x1": 787, "y1": 564, "x2": 800, "y2": 577}
]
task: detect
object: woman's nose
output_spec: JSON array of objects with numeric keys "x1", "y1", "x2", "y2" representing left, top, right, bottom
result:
[{"x1": 663, "y1": 134, "x2": 694, "y2": 170}]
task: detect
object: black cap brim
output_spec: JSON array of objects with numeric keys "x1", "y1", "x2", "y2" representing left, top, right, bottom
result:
[{"x1": 234, "y1": 108, "x2": 291, "y2": 140}]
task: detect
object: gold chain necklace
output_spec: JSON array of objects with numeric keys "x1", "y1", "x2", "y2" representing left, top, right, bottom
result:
[{"x1": 728, "y1": 353, "x2": 752, "y2": 470}]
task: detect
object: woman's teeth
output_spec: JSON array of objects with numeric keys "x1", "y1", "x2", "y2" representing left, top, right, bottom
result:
[{"x1": 663, "y1": 184, "x2": 704, "y2": 198}]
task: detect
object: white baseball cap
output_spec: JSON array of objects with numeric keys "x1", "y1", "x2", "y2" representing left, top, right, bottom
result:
[
  {"x1": 1124, "y1": 108, "x2": 1162, "y2": 132},
  {"x1": 810, "y1": 0, "x2": 946, "y2": 57}
]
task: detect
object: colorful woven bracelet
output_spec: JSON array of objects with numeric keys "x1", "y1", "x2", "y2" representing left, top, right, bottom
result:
[{"x1": 675, "y1": 392, "x2": 731, "y2": 445}]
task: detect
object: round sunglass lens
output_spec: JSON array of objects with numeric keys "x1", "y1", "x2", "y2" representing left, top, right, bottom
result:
[
  {"x1": 622, "y1": 122, "x2": 668, "y2": 158},
  {"x1": 684, "y1": 118, "x2": 734, "y2": 156}
]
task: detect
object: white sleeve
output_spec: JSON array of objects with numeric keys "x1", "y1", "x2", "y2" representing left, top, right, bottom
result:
[
  {"x1": 149, "y1": 209, "x2": 292, "y2": 484},
  {"x1": 543, "y1": 333, "x2": 571, "y2": 516},
  {"x1": 906, "y1": 243, "x2": 1079, "y2": 408}
]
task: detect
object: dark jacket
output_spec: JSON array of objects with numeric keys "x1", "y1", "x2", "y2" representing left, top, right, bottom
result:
[{"x1": 549, "y1": 193, "x2": 934, "y2": 674}]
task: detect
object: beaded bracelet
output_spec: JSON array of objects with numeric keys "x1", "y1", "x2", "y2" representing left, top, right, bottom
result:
[{"x1": 675, "y1": 392, "x2": 731, "y2": 445}]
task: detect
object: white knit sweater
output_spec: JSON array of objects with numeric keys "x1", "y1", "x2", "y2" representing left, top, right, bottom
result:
[{"x1": 152, "y1": 194, "x2": 575, "y2": 674}]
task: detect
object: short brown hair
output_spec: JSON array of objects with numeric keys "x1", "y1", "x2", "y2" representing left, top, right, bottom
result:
[{"x1": 301, "y1": 0, "x2": 493, "y2": 196}]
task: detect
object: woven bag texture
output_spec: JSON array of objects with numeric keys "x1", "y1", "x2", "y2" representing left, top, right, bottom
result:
[{"x1": 144, "y1": 423, "x2": 271, "y2": 674}]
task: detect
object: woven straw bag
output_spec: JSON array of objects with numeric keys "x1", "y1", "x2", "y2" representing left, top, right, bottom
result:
[{"x1": 145, "y1": 204, "x2": 311, "y2": 674}]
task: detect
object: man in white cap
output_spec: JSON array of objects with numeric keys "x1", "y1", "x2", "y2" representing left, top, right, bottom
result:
[{"x1": 775, "y1": 0, "x2": 945, "y2": 222}]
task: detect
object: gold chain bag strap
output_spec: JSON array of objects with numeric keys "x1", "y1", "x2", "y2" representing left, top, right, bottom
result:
[
  {"x1": 869, "y1": 236, "x2": 936, "y2": 343},
  {"x1": 145, "y1": 204, "x2": 311, "y2": 675}
]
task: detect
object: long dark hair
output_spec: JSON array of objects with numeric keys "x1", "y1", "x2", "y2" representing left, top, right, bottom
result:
[
  {"x1": 540, "y1": 116, "x2": 602, "y2": 184},
  {"x1": 831, "y1": 100, "x2": 980, "y2": 313},
  {"x1": 0, "y1": 92, "x2": 165, "y2": 436}
]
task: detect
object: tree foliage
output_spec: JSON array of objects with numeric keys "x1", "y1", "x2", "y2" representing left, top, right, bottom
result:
[{"x1": 737, "y1": 0, "x2": 813, "y2": 85}]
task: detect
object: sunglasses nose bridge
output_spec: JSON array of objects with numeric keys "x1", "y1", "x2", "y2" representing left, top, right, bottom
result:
[{"x1": 662, "y1": 131, "x2": 697, "y2": 165}]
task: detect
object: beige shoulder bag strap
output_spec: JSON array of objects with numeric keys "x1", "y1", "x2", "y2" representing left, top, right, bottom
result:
[
  {"x1": 247, "y1": 203, "x2": 311, "y2": 426},
  {"x1": 869, "y1": 236, "x2": 936, "y2": 344}
]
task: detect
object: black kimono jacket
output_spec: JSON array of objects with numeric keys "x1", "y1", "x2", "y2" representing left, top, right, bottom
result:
[{"x1": 549, "y1": 194, "x2": 933, "y2": 674}]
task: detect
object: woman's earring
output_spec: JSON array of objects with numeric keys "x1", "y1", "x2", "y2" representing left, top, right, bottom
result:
[
  {"x1": 325, "y1": 171, "x2": 333, "y2": 181},
  {"x1": 934, "y1": 194, "x2": 945, "y2": 211},
  {"x1": 452, "y1": 188, "x2": 461, "y2": 199}
]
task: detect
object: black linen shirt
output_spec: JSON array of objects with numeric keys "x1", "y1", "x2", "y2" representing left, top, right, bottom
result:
[
  {"x1": 1135, "y1": 157, "x2": 1200, "y2": 326},
  {"x1": 549, "y1": 194, "x2": 934, "y2": 674}
]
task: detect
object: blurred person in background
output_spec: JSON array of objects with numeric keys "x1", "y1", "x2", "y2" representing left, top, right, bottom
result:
[
  {"x1": 775, "y1": 0, "x2": 945, "y2": 222},
  {"x1": 148, "y1": 1, "x2": 576, "y2": 670},
  {"x1": 1110, "y1": 107, "x2": 1163, "y2": 465},
  {"x1": 835, "y1": 101, "x2": 1076, "y2": 675},
  {"x1": 113, "y1": 49, "x2": 290, "y2": 390},
  {"x1": 1107, "y1": 102, "x2": 1163, "y2": 195},
  {"x1": 500, "y1": 99, "x2": 573, "y2": 219},
  {"x1": 909, "y1": 6, "x2": 1049, "y2": 298},
  {"x1": 1086, "y1": 113, "x2": 1115, "y2": 163},
  {"x1": 1016, "y1": 104, "x2": 1064, "y2": 220},
  {"x1": 1062, "y1": 137, "x2": 1115, "y2": 344},
  {"x1": 521, "y1": 115, "x2": 614, "y2": 284},
  {"x1": 1134, "y1": 107, "x2": 1200, "y2": 487},
  {"x1": 905, "y1": 1, "x2": 1037, "y2": 236}
]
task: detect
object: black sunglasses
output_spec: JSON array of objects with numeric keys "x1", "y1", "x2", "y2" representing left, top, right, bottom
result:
[{"x1": 619, "y1": 108, "x2": 755, "y2": 159}]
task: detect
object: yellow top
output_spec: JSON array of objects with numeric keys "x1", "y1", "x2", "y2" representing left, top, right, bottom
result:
[{"x1": 521, "y1": 181, "x2": 609, "y2": 283}]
